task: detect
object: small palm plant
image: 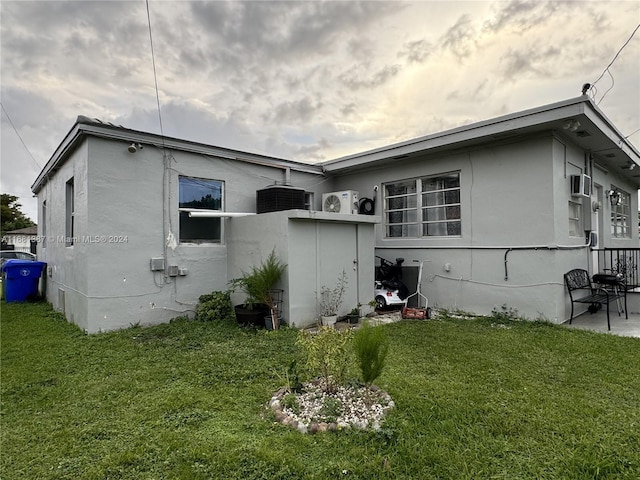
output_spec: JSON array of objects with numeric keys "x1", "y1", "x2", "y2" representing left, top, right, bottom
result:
[{"x1": 229, "y1": 249, "x2": 287, "y2": 329}]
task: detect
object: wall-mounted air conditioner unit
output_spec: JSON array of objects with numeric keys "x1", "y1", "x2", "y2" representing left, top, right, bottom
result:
[
  {"x1": 322, "y1": 190, "x2": 359, "y2": 214},
  {"x1": 570, "y1": 174, "x2": 591, "y2": 197}
]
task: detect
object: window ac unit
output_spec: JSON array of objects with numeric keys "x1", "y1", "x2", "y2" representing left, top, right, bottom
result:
[
  {"x1": 570, "y1": 174, "x2": 591, "y2": 197},
  {"x1": 322, "y1": 190, "x2": 359, "y2": 214}
]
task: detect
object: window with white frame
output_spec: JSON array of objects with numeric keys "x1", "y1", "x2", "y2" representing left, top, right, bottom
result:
[
  {"x1": 384, "y1": 172, "x2": 461, "y2": 238},
  {"x1": 568, "y1": 199, "x2": 582, "y2": 237},
  {"x1": 610, "y1": 186, "x2": 631, "y2": 238},
  {"x1": 179, "y1": 176, "x2": 223, "y2": 243}
]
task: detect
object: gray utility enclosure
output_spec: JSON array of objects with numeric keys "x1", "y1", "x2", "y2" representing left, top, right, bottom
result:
[{"x1": 31, "y1": 96, "x2": 640, "y2": 332}]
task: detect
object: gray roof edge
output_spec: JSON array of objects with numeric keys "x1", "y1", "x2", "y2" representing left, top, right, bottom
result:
[
  {"x1": 31, "y1": 115, "x2": 324, "y2": 193},
  {"x1": 321, "y1": 95, "x2": 637, "y2": 170},
  {"x1": 31, "y1": 118, "x2": 84, "y2": 193},
  {"x1": 582, "y1": 97, "x2": 640, "y2": 161}
]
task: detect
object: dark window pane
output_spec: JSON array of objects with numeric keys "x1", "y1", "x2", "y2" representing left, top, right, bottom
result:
[
  {"x1": 443, "y1": 174, "x2": 460, "y2": 189},
  {"x1": 446, "y1": 205, "x2": 460, "y2": 219},
  {"x1": 447, "y1": 221, "x2": 461, "y2": 235},
  {"x1": 179, "y1": 176, "x2": 223, "y2": 243},
  {"x1": 179, "y1": 212, "x2": 221, "y2": 243},
  {"x1": 444, "y1": 190, "x2": 460, "y2": 204}
]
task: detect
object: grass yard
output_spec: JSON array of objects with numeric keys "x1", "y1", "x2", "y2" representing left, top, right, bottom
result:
[{"x1": 2, "y1": 302, "x2": 639, "y2": 479}]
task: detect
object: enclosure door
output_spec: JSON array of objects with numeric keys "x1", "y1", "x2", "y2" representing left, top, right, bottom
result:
[{"x1": 317, "y1": 222, "x2": 359, "y2": 314}]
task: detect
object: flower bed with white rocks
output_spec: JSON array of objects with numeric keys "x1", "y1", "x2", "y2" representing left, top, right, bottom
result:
[{"x1": 268, "y1": 380, "x2": 395, "y2": 434}]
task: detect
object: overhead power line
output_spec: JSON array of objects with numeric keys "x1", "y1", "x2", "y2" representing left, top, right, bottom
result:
[
  {"x1": 145, "y1": 0, "x2": 165, "y2": 148},
  {"x1": 589, "y1": 23, "x2": 640, "y2": 105},
  {"x1": 0, "y1": 102, "x2": 43, "y2": 170}
]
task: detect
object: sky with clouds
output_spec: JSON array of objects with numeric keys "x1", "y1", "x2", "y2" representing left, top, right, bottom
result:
[{"x1": 1, "y1": 0, "x2": 639, "y2": 221}]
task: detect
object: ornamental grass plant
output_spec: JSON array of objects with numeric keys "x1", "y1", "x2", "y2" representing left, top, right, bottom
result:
[{"x1": 353, "y1": 321, "x2": 389, "y2": 385}]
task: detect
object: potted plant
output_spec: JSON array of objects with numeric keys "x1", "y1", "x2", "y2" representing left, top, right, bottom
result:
[
  {"x1": 347, "y1": 304, "x2": 361, "y2": 324},
  {"x1": 318, "y1": 270, "x2": 348, "y2": 327},
  {"x1": 229, "y1": 250, "x2": 287, "y2": 329}
]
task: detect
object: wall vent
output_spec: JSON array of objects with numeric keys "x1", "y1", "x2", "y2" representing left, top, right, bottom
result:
[{"x1": 58, "y1": 288, "x2": 65, "y2": 314}]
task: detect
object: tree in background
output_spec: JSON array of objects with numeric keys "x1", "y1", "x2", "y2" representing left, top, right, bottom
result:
[{"x1": 1, "y1": 194, "x2": 35, "y2": 236}]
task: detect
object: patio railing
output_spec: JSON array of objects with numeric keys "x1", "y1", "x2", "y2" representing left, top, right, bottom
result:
[{"x1": 594, "y1": 248, "x2": 640, "y2": 290}]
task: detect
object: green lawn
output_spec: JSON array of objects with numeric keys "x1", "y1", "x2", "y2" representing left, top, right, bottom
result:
[{"x1": 1, "y1": 302, "x2": 639, "y2": 479}]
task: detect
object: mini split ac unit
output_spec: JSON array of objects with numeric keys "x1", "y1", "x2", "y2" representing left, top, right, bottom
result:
[
  {"x1": 322, "y1": 190, "x2": 359, "y2": 214},
  {"x1": 570, "y1": 174, "x2": 591, "y2": 197}
]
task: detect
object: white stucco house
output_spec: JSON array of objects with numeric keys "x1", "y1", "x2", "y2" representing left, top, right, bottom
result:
[
  {"x1": 2, "y1": 226, "x2": 38, "y2": 253},
  {"x1": 32, "y1": 96, "x2": 640, "y2": 332}
]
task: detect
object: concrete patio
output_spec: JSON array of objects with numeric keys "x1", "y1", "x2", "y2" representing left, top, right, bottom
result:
[
  {"x1": 352, "y1": 308, "x2": 640, "y2": 339},
  {"x1": 563, "y1": 308, "x2": 640, "y2": 338}
]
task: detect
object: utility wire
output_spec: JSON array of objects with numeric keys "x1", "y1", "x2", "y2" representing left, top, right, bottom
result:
[
  {"x1": 624, "y1": 127, "x2": 640, "y2": 142},
  {"x1": 145, "y1": 0, "x2": 165, "y2": 147},
  {"x1": 0, "y1": 102, "x2": 43, "y2": 169},
  {"x1": 589, "y1": 23, "x2": 640, "y2": 105}
]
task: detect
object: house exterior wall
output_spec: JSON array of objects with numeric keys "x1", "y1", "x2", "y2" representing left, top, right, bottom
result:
[
  {"x1": 330, "y1": 133, "x2": 638, "y2": 322},
  {"x1": 33, "y1": 100, "x2": 639, "y2": 332},
  {"x1": 36, "y1": 143, "x2": 90, "y2": 330},
  {"x1": 38, "y1": 136, "x2": 323, "y2": 333}
]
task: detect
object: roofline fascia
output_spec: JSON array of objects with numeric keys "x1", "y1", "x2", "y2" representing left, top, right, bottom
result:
[
  {"x1": 32, "y1": 118, "x2": 325, "y2": 194},
  {"x1": 321, "y1": 95, "x2": 640, "y2": 172},
  {"x1": 31, "y1": 121, "x2": 84, "y2": 194},
  {"x1": 75, "y1": 122, "x2": 325, "y2": 174},
  {"x1": 581, "y1": 97, "x2": 640, "y2": 161}
]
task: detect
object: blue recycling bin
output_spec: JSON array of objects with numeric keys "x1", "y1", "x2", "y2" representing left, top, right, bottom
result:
[{"x1": 2, "y1": 260, "x2": 46, "y2": 302}]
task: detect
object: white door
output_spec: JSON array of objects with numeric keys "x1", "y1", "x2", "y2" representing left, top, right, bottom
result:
[
  {"x1": 317, "y1": 222, "x2": 358, "y2": 316},
  {"x1": 592, "y1": 184, "x2": 602, "y2": 273}
]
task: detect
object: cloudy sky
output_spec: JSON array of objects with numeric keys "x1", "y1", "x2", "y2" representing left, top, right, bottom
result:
[{"x1": 1, "y1": 0, "x2": 639, "y2": 221}]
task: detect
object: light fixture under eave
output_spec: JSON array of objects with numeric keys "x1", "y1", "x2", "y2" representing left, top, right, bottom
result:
[
  {"x1": 127, "y1": 142, "x2": 143, "y2": 153},
  {"x1": 620, "y1": 161, "x2": 636, "y2": 170},
  {"x1": 562, "y1": 120, "x2": 581, "y2": 132},
  {"x1": 607, "y1": 189, "x2": 622, "y2": 207}
]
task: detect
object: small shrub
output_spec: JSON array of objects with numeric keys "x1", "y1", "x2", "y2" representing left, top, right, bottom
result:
[
  {"x1": 318, "y1": 396, "x2": 343, "y2": 423},
  {"x1": 286, "y1": 359, "x2": 303, "y2": 393},
  {"x1": 317, "y1": 270, "x2": 348, "y2": 317},
  {"x1": 353, "y1": 321, "x2": 389, "y2": 385},
  {"x1": 296, "y1": 327, "x2": 353, "y2": 392},
  {"x1": 281, "y1": 393, "x2": 301, "y2": 415},
  {"x1": 491, "y1": 304, "x2": 521, "y2": 322},
  {"x1": 196, "y1": 291, "x2": 233, "y2": 322},
  {"x1": 277, "y1": 359, "x2": 303, "y2": 394}
]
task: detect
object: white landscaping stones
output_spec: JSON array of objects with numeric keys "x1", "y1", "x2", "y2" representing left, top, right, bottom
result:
[{"x1": 268, "y1": 380, "x2": 395, "y2": 434}]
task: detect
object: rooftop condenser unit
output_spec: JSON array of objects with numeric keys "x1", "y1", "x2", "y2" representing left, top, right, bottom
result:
[{"x1": 256, "y1": 185, "x2": 306, "y2": 214}]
